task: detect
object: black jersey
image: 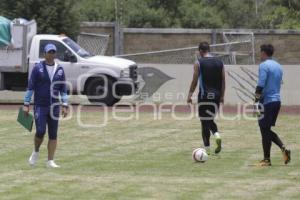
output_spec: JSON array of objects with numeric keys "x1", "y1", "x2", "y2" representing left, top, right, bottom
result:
[{"x1": 198, "y1": 57, "x2": 224, "y2": 100}]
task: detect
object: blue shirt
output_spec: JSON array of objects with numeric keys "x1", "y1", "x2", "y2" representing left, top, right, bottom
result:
[
  {"x1": 24, "y1": 61, "x2": 68, "y2": 106},
  {"x1": 257, "y1": 58, "x2": 282, "y2": 104}
]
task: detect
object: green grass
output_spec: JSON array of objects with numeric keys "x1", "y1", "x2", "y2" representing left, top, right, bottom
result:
[{"x1": 0, "y1": 108, "x2": 299, "y2": 200}]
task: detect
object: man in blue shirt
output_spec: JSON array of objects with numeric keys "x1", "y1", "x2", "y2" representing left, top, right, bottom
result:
[
  {"x1": 23, "y1": 43, "x2": 68, "y2": 168},
  {"x1": 255, "y1": 44, "x2": 290, "y2": 166}
]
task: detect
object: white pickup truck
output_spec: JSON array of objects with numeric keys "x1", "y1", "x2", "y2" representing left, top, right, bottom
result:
[{"x1": 0, "y1": 19, "x2": 138, "y2": 106}]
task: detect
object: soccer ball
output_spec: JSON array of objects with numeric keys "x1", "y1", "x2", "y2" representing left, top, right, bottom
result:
[{"x1": 192, "y1": 148, "x2": 208, "y2": 162}]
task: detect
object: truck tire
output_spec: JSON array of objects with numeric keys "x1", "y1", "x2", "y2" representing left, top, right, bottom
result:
[{"x1": 86, "y1": 77, "x2": 121, "y2": 106}]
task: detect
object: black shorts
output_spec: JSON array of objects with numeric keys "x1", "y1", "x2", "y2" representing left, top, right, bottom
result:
[{"x1": 259, "y1": 101, "x2": 281, "y2": 128}]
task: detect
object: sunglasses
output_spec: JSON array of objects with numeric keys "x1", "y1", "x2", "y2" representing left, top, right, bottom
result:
[{"x1": 47, "y1": 50, "x2": 56, "y2": 54}]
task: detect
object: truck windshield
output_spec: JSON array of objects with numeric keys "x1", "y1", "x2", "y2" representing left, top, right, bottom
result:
[{"x1": 63, "y1": 38, "x2": 91, "y2": 58}]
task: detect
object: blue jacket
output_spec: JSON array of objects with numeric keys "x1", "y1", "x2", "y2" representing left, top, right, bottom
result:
[{"x1": 24, "y1": 61, "x2": 68, "y2": 106}]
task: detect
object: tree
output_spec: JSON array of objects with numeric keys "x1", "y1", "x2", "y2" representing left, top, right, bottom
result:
[
  {"x1": 0, "y1": 0, "x2": 79, "y2": 39},
  {"x1": 2, "y1": 0, "x2": 294, "y2": 30},
  {"x1": 119, "y1": 0, "x2": 223, "y2": 28},
  {"x1": 124, "y1": 0, "x2": 173, "y2": 28},
  {"x1": 212, "y1": 0, "x2": 260, "y2": 28},
  {"x1": 178, "y1": 0, "x2": 223, "y2": 28},
  {"x1": 147, "y1": 0, "x2": 183, "y2": 27},
  {"x1": 259, "y1": 0, "x2": 300, "y2": 29},
  {"x1": 74, "y1": 0, "x2": 115, "y2": 22}
]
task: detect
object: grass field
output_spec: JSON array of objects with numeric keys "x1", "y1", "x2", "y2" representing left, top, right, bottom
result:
[{"x1": 0, "y1": 107, "x2": 299, "y2": 200}]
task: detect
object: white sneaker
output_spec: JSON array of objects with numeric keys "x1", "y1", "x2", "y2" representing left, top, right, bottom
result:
[
  {"x1": 46, "y1": 160, "x2": 60, "y2": 168},
  {"x1": 28, "y1": 151, "x2": 39, "y2": 166}
]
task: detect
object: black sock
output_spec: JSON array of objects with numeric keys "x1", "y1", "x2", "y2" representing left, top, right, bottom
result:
[
  {"x1": 260, "y1": 126, "x2": 272, "y2": 160},
  {"x1": 269, "y1": 129, "x2": 284, "y2": 150},
  {"x1": 209, "y1": 120, "x2": 218, "y2": 134},
  {"x1": 201, "y1": 120, "x2": 211, "y2": 147}
]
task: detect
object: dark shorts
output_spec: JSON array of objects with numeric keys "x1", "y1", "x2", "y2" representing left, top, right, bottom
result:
[
  {"x1": 198, "y1": 95, "x2": 220, "y2": 120},
  {"x1": 34, "y1": 105, "x2": 60, "y2": 140},
  {"x1": 259, "y1": 101, "x2": 281, "y2": 128}
]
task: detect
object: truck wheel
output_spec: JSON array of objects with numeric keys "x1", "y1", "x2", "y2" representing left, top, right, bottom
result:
[{"x1": 86, "y1": 77, "x2": 120, "y2": 106}]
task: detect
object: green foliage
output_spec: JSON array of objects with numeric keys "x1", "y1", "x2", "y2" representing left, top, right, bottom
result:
[
  {"x1": 260, "y1": 0, "x2": 300, "y2": 29},
  {"x1": 1, "y1": 0, "x2": 300, "y2": 30},
  {"x1": 213, "y1": 0, "x2": 260, "y2": 28},
  {"x1": 74, "y1": 0, "x2": 115, "y2": 22},
  {"x1": 0, "y1": 0, "x2": 79, "y2": 39},
  {"x1": 178, "y1": 0, "x2": 223, "y2": 28},
  {"x1": 124, "y1": 0, "x2": 173, "y2": 28}
]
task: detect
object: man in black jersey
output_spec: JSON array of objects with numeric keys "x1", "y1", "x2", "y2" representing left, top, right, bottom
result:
[{"x1": 187, "y1": 42, "x2": 225, "y2": 155}]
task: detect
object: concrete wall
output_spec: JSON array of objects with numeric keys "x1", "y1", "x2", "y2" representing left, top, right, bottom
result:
[
  {"x1": 137, "y1": 64, "x2": 300, "y2": 106},
  {"x1": 254, "y1": 31, "x2": 300, "y2": 64},
  {"x1": 123, "y1": 29, "x2": 211, "y2": 54},
  {"x1": 80, "y1": 23, "x2": 300, "y2": 64},
  {"x1": 0, "y1": 64, "x2": 298, "y2": 106}
]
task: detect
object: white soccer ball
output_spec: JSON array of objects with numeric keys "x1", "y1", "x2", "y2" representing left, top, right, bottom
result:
[{"x1": 192, "y1": 148, "x2": 208, "y2": 162}]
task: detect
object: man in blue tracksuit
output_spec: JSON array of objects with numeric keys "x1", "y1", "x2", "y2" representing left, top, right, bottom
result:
[
  {"x1": 255, "y1": 44, "x2": 290, "y2": 166},
  {"x1": 23, "y1": 43, "x2": 68, "y2": 168}
]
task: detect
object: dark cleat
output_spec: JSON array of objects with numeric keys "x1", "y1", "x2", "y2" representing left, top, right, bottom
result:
[{"x1": 283, "y1": 149, "x2": 291, "y2": 165}]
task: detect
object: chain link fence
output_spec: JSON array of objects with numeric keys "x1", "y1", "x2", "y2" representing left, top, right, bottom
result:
[{"x1": 77, "y1": 32, "x2": 110, "y2": 56}]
